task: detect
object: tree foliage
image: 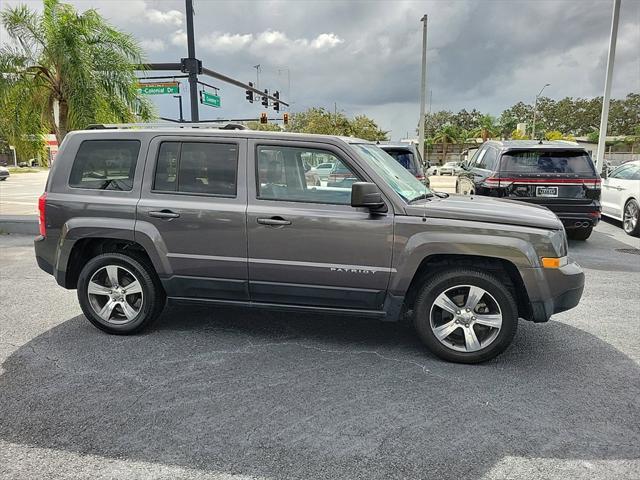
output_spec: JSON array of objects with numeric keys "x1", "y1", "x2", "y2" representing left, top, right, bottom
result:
[
  {"x1": 286, "y1": 107, "x2": 388, "y2": 141},
  {"x1": 422, "y1": 93, "x2": 639, "y2": 142},
  {"x1": 0, "y1": 0, "x2": 154, "y2": 160}
]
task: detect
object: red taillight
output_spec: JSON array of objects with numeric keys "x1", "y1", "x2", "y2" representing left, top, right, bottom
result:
[
  {"x1": 588, "y1": 211, "x2": 601, "y2": 219},
  {"x1": 415, "y1": 174, "x2": 425, "y2": 180},
  {"x1": 485, "y1": 177, "x2": 501, "y2": 186},
  {"x1": 38, "y1": 193, "x2": 47, "y2": 236}
]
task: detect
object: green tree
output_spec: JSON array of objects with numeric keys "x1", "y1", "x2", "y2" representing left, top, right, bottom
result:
[
  {"x1": 470, "y1": 114, "x2": 500, "y2": 142},
  {"x1": 286, "y1": 107, "x2": 388, "y2": 141},
  {"x1": 0, "y1": 0, "x2": 153, "y2": 150},
  {"x1": 246, "y1": 121, "x2": 281, "y2": 132},
  {"x1": 432, "y1": 125, "x2": 460, "y2": 162}
]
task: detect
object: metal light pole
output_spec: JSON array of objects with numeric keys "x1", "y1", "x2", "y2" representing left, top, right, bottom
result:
[
  {"x1": 418, "y1": 14, "x2": 428, "y2": 163},
  {"x1": 595, "y1": 0, "x2": 621, "y2": 173},
  {"x1": 531, "y1": 83, "x2": 550, "y2": 140},
  {"x1": 173, "y1": 95, "x2": 184, "y2": 122},
  {"x1": 185, "y1": 0, "x2": 199, "y2": 121}
]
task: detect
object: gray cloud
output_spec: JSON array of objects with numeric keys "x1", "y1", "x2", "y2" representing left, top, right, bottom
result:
[{"x1": 3, "y1": 0, "x2": 638, "y2": 139}]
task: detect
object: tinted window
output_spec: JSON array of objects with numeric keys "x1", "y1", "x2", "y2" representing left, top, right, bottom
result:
[
  {"x1": 383, "y1": 148, "x2": 419, "y2": 174},
  {"x1": 154, "y1": 141, "x2": 238, "y2": 196},
  {"x1": 478, "y1": 148, "x2": 498, "y2": 170},
  {"x1": 610, "y1": 164, "x2": 638, "y2": 180},
  {"x1": 69, "y1": 140, "x2": 140, "y2": 190},
  {"x1": 500, "y1": 150, "x2": 595, "y2": 174},
  {"x1": 257, "y1": 145, "x2": 359, "y2": 204}
]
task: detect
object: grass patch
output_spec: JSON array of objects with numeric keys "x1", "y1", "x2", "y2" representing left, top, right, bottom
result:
[{"x1": 6, "y1": 167, "x2": 46, "y2": 174}]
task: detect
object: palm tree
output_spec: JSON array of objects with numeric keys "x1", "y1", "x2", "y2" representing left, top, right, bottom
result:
[
  {"x1": 470, "y1": 114, "x2": 500, "y2": 142},
  {"x1": 0, "y1": 0, "x2": 153, "y2": 148},
  {"x1": 432, "y1": 125, "x2": 459, "y2": 163}
]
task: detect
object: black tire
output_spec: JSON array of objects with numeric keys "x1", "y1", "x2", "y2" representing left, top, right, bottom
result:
[
  {"x1": 413, "y1": 268, "x2": 518, "y2": 364},
  {"x1": 623, "y1": 199, "x2": 640, "y2": 237},
  {"x1": 567, "y1": 227, "x2": 593, "y2": 241},
  {"x1": 77, "y1": 253, "x2": 165, "y2": 334}
]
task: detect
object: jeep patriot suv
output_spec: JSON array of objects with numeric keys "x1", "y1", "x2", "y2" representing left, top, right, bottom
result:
[{"x1": 34, "y1": 125, "x2": 585, "y2": 363}]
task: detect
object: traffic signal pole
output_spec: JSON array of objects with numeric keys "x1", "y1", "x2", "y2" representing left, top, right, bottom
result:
[{"x1": 185, "y1": 0, "x2": 199, "y2": 122}]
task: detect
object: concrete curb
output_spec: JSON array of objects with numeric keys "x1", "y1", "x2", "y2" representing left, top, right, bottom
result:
[{"x1": 0, "y1": 215, "x2": 38, "y2": 235}]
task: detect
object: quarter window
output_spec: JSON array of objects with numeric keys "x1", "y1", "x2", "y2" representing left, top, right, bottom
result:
[
  {"x1": 256, "y1": 145, "x2": 359, "y2": 205},
  {"x1": 69, "y1": 140, "x2": 140, "y2": 191},
  {"x1": 477, "y1": 148, "x2": 498, "y2": 170},
  {"x1": 153, "y1": 141, "x2": 238, "y2": 196}
]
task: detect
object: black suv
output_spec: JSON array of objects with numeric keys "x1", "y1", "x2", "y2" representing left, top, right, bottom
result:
[{"x1": 461, "y1": 140, "x2": 601, "y2": 240}]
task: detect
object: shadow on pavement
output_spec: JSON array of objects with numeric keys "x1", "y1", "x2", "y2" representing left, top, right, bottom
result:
[{"x1": 1, "y1": 305, "x2": 639, "y2": 479}]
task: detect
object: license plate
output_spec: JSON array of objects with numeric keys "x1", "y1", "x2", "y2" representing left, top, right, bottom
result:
[{"x1": 536, "y1": 186, "x2": 558, "y2": 197}]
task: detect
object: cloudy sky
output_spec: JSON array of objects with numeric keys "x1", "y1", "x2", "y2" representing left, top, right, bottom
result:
[{"x1": 2, "y1": 0, "x2": 639, "y2": 139}]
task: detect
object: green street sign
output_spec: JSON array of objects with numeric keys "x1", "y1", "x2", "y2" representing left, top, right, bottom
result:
[
  {"x1": 137, "y1": 82, "x2": 180, "y2": 95},
  {"x1": 200, "y1": 91, "x2": 221, "y2": 108}
]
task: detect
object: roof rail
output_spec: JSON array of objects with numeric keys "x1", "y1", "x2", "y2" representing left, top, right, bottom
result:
[{"x1": 86, "y1": 122, "x2": 249, "y2": 130}]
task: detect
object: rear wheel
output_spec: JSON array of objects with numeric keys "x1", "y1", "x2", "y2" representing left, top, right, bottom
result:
[
  {"x1": 77, "y1": 253, "x2": 165, "y2": 334},
  {"x1": 567, "y1": 227, "x2": 593, "y2": 241},
  {"x1": 623, "y1": 199, "x2": 640, "y2": 237},
  {"x1": 413, "y1": 268, "x2": 518, "y2": 363}
]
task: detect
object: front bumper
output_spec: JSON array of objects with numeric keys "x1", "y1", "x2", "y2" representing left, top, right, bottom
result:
[{"x1": 520, "y1": 260, "x2": 585, "y2": 323}]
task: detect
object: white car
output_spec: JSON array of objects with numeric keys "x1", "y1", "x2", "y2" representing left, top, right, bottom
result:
[
  {"x1": 601, "y1": 160, "x2": 640, "y2": 237},
  {"x1": 313, "y1": 162, "x2": 335, "y2": 181},
  {"x1": 438, "y1": 161, "x2": 464, "y2": 176}
]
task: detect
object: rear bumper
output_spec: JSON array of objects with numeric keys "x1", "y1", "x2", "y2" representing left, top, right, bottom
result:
[{"x1": 520, "y1": 261, "x2": 585, "y2": 323}]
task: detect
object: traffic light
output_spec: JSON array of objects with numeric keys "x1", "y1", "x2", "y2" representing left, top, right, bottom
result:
[
  {"x1": 261, "y1": 89, "x2": 269, "y2": 107},
  {"x1": 260, "y1": 112, "x2": 268, "y2": 124},
  {"x1": 245, "y1": 82, "x2": 254, "y2": 103},
  {"x1": 283, "y1": 112, "x2": 289, "y2": 125},
  {"x1": 273, "y1": 91, "x2": 280, "y2": 112}
]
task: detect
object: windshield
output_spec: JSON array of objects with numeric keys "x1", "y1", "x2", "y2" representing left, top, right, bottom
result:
[
  {"x1": 352, "y1": 144, "x2": 430, "y2": 202},
  {"x1": 501, "y1": 150, "x2": 595, "y2": 175}
]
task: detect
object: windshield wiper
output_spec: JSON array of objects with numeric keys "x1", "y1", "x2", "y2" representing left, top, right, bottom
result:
[{"x1": 408, "y1": 193, "x2": 434, "y2": 204}]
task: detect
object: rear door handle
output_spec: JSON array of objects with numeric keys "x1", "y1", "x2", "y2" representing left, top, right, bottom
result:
[
  {"x1": 257, "y1": 216, "x2": 291, "y2": 226},
  {"x1": 149, "y1": 210, "x2": 180, "y2": 219}
]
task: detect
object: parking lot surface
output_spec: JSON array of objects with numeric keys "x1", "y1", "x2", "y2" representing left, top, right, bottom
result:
[
  {"x1": 0, "y1": 224, "x2": 639, "y2": 479},
  {"x1": 0, "y1": 171, "x2": 50, "y2": 216}
]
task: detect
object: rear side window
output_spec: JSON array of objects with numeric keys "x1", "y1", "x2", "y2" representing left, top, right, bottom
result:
[
  {"x1": 69, "y1": 140, "x2": 140, "y2": 191},
  {"x1": 383, "y1": 149, "x2": 419, "y2": 174},
  {"x1": 500, "y1": 150, "x2": 595, "y2": 175},
  {"x1": 477, "y1": 148, "x2": 498, "y2": 170},
  {"x1": 153, "y1": 141, "x2": 238, "y2": 196}
]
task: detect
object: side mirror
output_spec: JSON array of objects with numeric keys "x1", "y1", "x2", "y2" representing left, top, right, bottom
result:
[{"x1": 351, "y1": 182, "x2": 386, "y2": 211}]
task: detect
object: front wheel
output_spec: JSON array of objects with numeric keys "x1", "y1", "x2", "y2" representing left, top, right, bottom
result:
[
  {"x1": 77, "y1": 253, "x2": 165, "y2": 334},
  {"x1": 623, "y1": 199, "x2": 640, "y2": 237},
  {"x1": 413, "y1": 269, "x2": 518, "y2": 363},
  {"x1": 567, "y1": 227, "x2": 593, "y2": 241}
]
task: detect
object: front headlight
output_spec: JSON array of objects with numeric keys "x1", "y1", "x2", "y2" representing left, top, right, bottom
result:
[{"x1": 549, "y1": 228, "x2": 568, "y2": 257}]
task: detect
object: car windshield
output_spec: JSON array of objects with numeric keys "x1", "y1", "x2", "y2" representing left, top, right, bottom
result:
[
  {"x1": 352, "y1": 144, "x2": 430, "y2": 202},
  {"x1": 501, "y1": 150, "x2": 595, "y2": 174}
]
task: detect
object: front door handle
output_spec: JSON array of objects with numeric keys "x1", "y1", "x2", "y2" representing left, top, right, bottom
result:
[
  {"x1": 257, "y1": 216, "x2": 292, "y2": 226},
  {"x1": 149, "y1": 210, "x2": 180, "y2": 219}
]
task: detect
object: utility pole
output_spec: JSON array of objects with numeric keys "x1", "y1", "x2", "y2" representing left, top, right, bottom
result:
[
  {"x1": 184, "y1": 0, "x2": 199, "y2": 121},
  {"x1": 596, "y1": 0, "x2": 621, "y2": 173},
  {"x1": 253, "y1": 64, "x2": 261, "y2": 90},
  {"x1": 418, "y1": 14, "x2": 428, "y2": 162},
  {"x1": 531, "y1": 83, "x2": 550, "y2": 140}
]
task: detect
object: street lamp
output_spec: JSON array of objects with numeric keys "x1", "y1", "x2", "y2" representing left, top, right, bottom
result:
[
  {"x1": 8, "y1": 145, "x2": 17, "y2": 167},
  {"x1": 531, "y1": 83, "x2": 550, "y2": 140}
]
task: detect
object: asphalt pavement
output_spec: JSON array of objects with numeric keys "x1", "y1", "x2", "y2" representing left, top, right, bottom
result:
[
  {"x1": 0, "y1": 224, "x2": 638, "y2": 480},
  {"x1": 0, "y1": 170, "x2": 49, "y2": 216}
]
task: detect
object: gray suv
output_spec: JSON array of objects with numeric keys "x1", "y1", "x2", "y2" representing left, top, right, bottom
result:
[{"x1": 34, "y1": 126, "x2": 584, "y2": 363}]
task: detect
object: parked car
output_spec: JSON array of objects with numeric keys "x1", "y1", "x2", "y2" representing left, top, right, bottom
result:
[
  {"x1": 0, "y1": 166, "x2": 9, "y2": 181},
  {"x1": 438, "y1": 161, "x2": 464, "y2": 176},
  {"x1": 378, "y1": 143, "x2": 427, "y2": 183},
  {"x1": 460, "y1": 140, "x2": 601, "y2": 240},
  {"x1": 313, "y1": 162, "x2": 335, "y2": 181},
  {"x1": 34, "y1": 126, "x2": 584, "y2": 363},
  {"x1": 601, "y1": 160, "x2": 640, "y2": 237}
]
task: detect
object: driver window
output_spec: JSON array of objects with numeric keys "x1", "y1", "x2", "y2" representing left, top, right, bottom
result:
[{"x1": 256, "y1": 145, "x2": 360, "y2": 205}]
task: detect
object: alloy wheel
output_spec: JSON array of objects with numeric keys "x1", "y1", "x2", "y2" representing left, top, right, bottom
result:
[
  {"x1": 429, "y1": 285, "x2": 502, "y2": 352},
  {"x1": 87, "y1": 265, "x2": 144, "y2": 324},
  {"x1": 623, "y1": 201, "x2": 638, "y2": 234}
]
